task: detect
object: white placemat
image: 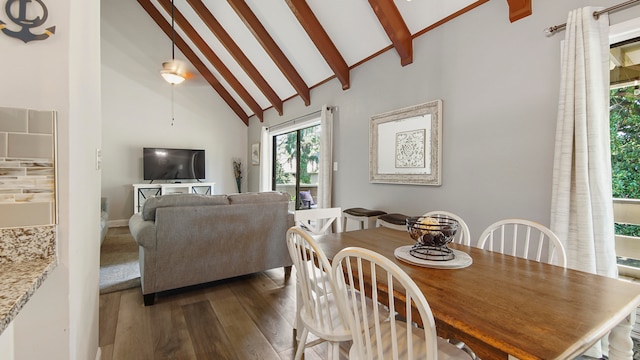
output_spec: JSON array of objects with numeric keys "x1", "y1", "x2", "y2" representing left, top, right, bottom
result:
[{"x1": 394, "y1": 245, "x2": 473, "y2": 269}]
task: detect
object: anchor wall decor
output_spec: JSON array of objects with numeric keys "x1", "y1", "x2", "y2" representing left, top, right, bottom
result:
[{"x1": 0, "y1": 0, "x2": 55, "y2": 43}]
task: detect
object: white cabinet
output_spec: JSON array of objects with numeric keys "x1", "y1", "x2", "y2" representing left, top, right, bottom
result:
[{"x1": 132, "y1": 182, "x2": 215, "y2": 214}]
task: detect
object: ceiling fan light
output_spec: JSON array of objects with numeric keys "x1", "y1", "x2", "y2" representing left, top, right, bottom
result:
[{"x1": 161, "y1": 70, "x2": 186, "y2": 85}]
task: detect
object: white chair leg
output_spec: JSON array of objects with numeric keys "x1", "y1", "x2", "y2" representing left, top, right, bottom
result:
[
  {"x1": 294, "y1": 327, "x2": 309, "y2": 360},
  {"x1": 295, "y1": 279, "x2": 302, "y2": 341},
  {"x1": 328, "y1": 341, "x2": 340, "y2": 360},
  {"x1": 365, "y1": 216, "x2": 378, "y2": 229},
  {"x1": 343, "y1": 213, "x2": 366, "y2": 231}
]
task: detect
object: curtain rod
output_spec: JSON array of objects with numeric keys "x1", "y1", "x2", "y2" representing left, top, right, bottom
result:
[
  {"x1": 267, "y1": 106, "x2": 333, "y2": 132},
  {"x1": 545, "y1": 0, "x2": 640, "y2": 35}
]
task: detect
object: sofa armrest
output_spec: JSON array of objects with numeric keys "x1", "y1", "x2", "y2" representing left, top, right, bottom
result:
[
  {"x1": 129, "y1": 213, "x2": 156, "y2": 249},
  {"x1": 100, "y1": 197, "x2": 109, "y2": 246}
]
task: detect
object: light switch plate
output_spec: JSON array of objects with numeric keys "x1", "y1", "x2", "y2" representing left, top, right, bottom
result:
[{"x1": 96, "y1": 148, "x2": 102, "y2": 170}]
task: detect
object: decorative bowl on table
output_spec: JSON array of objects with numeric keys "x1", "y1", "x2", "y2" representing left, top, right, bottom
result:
[{"x1": 406, "y1": 216, "x2": 459, "y2": 261}]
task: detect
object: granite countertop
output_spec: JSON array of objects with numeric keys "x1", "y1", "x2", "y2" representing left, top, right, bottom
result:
[{"x1": 0, "y1": 225, "x2": 57, "y2": 335}]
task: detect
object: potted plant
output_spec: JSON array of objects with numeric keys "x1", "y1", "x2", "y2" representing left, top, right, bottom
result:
[{"x1": 233, "y1": 159, "x2": 242, "y2": 193}]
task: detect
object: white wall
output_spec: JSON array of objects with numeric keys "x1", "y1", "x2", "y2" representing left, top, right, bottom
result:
[
  {"x1": 248, "y1": 1, "x2": 640, "y2": 240},
  {"x1": 0, "y1": 0, "x2": 101, "y2": 359},
  {"x1": 0, "y1": 324, "x2": 13, "y2": 359},
  {"x1": 101, "y1": 0, "x2": 249, "y2": 224}
]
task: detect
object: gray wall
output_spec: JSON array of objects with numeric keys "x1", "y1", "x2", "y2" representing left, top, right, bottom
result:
[
  {"x1": 101, "y1": 0, "x2": 249, "y2": 224},
  {"x1": 248, "y1": 0, "x2": 640, "y2": 240}
]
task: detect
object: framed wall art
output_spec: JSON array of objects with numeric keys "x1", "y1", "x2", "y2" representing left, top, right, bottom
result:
[
  {"x1": 369, "y1": 100, "x2": 442, "y2": 185},
  {"x1": 251, "y1": 142, "x2": 260, "y2": 165}
]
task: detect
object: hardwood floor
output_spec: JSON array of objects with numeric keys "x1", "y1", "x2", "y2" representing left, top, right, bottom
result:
[{"x1": 99, "y1": 267, "x2": 339, "y2": 360}]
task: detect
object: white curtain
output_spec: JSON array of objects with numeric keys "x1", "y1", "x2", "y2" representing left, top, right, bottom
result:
[
  {"x1": 259, "y1": 126, "x2": 271, "y2": 192},
  {"x1": 317, "y1": 106, "x2": 334, "y2": 208},
  {"x1": 550, "y1": 8, "x2": 617, "y2": 357}
]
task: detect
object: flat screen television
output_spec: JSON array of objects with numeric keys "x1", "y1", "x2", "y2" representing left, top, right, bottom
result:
[{"x1": 143, "y1": 147, "x2": 205, "y2": 181}]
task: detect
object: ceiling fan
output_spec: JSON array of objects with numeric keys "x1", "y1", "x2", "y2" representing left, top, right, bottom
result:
[
  {"x1": 161, "y1": 59, "x2": 194, "y2": 84},
  {"x1": 161, "y1": 0, "x2": 194, "y2": 85}
]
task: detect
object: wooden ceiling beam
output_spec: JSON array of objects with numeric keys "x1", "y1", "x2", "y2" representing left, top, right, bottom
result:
[
  {"x1": 157, "y1": 0, "x2": 263, "y2": 122},
  {"x1": 285, "y1": 0, "x2": 350, "y2": 90},
  {"x1": 137, "y1": 0, "x2": 249, "y2": 125},
  {"x1": 227, "y1": 0, "x2": 311, "y2": 107},
  {"x1": 368, "y1": 0, "x2": 412, "y2": 66},
  {"x1": 187, "y1": 0, "x2": 284, "y2": 116},
  {"x1": 505, "y1": 0, "x2": 531, "y2": 22}
]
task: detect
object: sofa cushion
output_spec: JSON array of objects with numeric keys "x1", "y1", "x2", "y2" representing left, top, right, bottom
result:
[
  {"x1": 227, "y1": 191, "x2": 290, "y2": 204},
  {"x1": 142, "y1": 193, "x2": 229, "y2": 221}
]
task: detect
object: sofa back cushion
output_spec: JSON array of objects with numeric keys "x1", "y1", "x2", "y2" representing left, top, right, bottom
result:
[
  {"x1": 227, "y1": 191, "x2": 290, "y2": 204},
  {"x1": 142, "y1": 193, "x2": 229, "y2": 221}
]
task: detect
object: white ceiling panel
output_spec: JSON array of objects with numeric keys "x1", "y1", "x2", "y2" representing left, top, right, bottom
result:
[
  {"x1": 246, "y1": 0, "x2": 334, "y2": 86},
  {"x1": 396, "y1": 0, "x2": 480, "y2": 34},
  {"x1": 307, "y1": 0, "x2": 391, "y2": 65},
  {"x1": 199, "y1": 0, "x2": 297, "y2": 100},
  {"x1": 172, "y1": 0, "x2": 272, "y2": 109},
  {"x1": 119, "y1": 0, "x2": 501, "y2": 123}
]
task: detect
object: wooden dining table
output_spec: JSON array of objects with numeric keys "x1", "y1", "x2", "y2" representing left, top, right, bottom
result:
[{"x1": 314, "y1": 226, "x2": 640, "y2": 360}]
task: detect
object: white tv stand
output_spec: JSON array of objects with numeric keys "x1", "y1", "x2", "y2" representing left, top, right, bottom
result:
[{"x1": 132, "y1": 182, "x2": 215, "y2": 214}]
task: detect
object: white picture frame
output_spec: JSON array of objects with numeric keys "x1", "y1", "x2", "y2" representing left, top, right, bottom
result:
[
  {"x1": 251, "y1": 142, "x2": 260, "y2": 165},
  {"x1": 369, "y1": 100, "x2": 442, "y2": 185}
]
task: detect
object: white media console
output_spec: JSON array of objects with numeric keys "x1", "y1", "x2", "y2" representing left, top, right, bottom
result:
[{"x1": 132, "y1": 182, "x2": 215, "y2": 214}]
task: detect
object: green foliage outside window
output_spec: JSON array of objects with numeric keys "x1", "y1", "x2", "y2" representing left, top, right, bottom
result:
[
  {"x1": 610, "y1": 88, "x2": 640, "y2": 237},
  {"x1": 299, "y1": 126, "x2": 320, "y2": 185},
  {"x1": 274, "y1": 125, "x2": 320, "y2": 185},
  {"x1": 274, "y1": 133, "x2": 295, "y2": 185}
]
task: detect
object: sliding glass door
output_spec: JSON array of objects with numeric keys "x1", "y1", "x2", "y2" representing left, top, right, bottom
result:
[{"x1": 272, "y1": 124, "x2": 320, "y2": 210}]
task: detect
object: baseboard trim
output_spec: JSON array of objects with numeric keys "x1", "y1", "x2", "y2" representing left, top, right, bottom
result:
[{"x1": 95, "y1": 347, "x2": 101, "y2": 360}]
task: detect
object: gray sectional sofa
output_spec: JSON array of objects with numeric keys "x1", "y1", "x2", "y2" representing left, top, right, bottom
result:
[
  {"x1": 100, "y1": 197, "x2": 109, "y2": 245},
  {"x1": 128, "y1": 191, "x2": 294, "y2": 305}
]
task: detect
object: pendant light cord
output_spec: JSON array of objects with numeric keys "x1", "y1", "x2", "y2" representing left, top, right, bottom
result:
[
  {"x1": 171, "y1": 0, "x2": 175, "y2": 60},
  {"x1": 171, "y1": 84, "x2": 175, "y2": 126},
  {"x1": 170, "y1": 0, "x2": 175, "y2": 126}
]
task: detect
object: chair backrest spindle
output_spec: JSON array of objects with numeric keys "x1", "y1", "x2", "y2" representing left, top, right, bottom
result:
[
  {"x1": 478, "y1": 219, "x2": 567, "y2": 267},
  {"x1": 333, "y1": 247, "x2": 446, "y2": 360},
  {"x1": 422, "y1": 211, "x2": 472, "y2": 246}
]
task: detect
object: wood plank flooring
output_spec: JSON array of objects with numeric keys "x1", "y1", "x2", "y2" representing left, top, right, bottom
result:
[{"x1": 99, "y1": 267, "x2": 339, "y2": 360}]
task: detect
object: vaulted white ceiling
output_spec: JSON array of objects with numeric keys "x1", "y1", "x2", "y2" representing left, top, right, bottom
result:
[{"x1": 130, "y1": 0, "x2": 531, "y2": 125}]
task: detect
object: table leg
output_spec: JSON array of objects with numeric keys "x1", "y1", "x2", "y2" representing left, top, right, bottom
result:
[{"x1": 608, "y1": 311, "x2": 635, "y2": 360}]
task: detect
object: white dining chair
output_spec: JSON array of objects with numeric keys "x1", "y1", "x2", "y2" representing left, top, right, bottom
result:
[
  {"x1": 286, "y1": 226, "x2": 350, "y2": 359},
  {"x1": 422, "y1": 211, "x2": 472, "y2": 246},
  {"x1": 332, "y1": 246, "x2": 472, "y2": 360},
  {"x1": 294, "y1": 207, "x2": 343, "y2": 235},
  {"x1": 422, "y1": 211, "x2": 476, "y2": 357},
  {"x1": 477, "y1": 218, "x2": 567, "y2": 267},
  {"x1": 291, "y1": 208, "x2": 342, "y2": 345}
]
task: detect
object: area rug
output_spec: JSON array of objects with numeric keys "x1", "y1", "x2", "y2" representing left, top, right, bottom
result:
[{"x1": 99, "y1": 227, "x2": 140, "y2": 294}]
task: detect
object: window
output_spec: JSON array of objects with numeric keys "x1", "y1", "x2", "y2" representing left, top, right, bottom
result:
[
  {"x1": 610, "y1": 19, "x2": 640, "y2": 278},
  {"x1": 272, "y1": 124, "x2": 321, "y2": 210},
  {"x1": 262, "y1": 111, "x2": 323, "y2": 210}
]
